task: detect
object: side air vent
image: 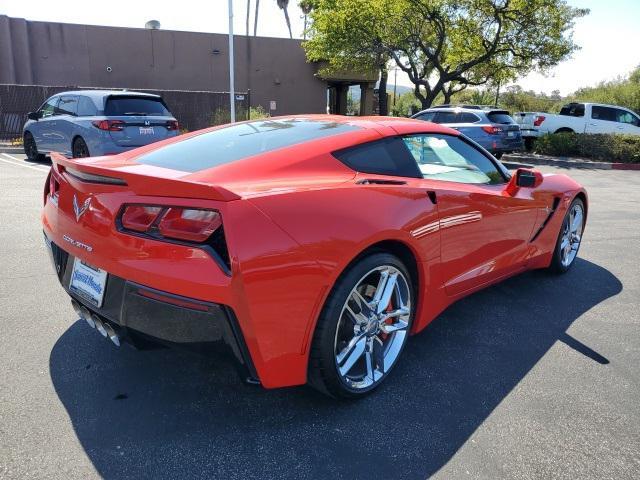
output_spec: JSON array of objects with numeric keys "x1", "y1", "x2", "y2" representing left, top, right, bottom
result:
[
  {"x1": 530, "y1": 196, "x2": 561, "y2": 242},
  {"x1": 356, "y1": 179, "x2": 407, "y2": 186}
]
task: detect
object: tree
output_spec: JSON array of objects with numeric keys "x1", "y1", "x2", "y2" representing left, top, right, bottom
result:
[
  {"x1": 304, "y1": 0, "x2": 588, "y2": 109},
  {"x1": 277, "y1": 0, "x2": 294, "y2": 39},
  {"x1": 254, "y1": 0, "x2": 260, "y2": 36},
  {"x1": 302, "y1": 0, "x2": 395, "y2": 114}
]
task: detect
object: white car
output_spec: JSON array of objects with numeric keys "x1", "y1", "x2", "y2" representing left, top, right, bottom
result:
[{"x1": 514, "y1": 102, "x2": 640, "y2": 147}]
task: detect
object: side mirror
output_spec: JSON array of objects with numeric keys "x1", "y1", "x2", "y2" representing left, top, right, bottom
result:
[
  {"x1": 27, "y1": 111, "x2": 42, "y2": 121},
  {"x1": 505, "y1": 168, "x2": 543, "y2": 195}
]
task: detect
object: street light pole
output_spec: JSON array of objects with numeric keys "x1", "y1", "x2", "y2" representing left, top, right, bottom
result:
[{"x1": 228, "y1": 0, "x2": 236, "y2": 123}]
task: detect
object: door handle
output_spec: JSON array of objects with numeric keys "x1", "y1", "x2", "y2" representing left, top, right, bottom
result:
[{"x1": 426, "y1": 190, "x2": 437, "y2": 204}]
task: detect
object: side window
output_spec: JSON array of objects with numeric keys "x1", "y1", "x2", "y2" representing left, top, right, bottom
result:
[
  {"x1": 332, "y1": 138, "x2": 422, "y2": 178},
  {"x1": 433, "y1": 111, "x2": 458, "y2": 124},
  {"x1": 615, "y1": 109, "x2": 640, "y2": 126},
  {"x1": 77, "y1": 96, "x2": 98, "y2": 116},
  {"x1": 402, "y1": 134, "x2": 506, "y2": 185},
  {"x1": 40, "y1": 97, "x2": 59, "y2": 118},
  {"x1": 56, "y1": 96, "x2": 78, "y2": 116},
  {"x1": 560, "y1": 104, "x2": 585, "y2": 117},
  {"x1": 459, "y1": 112, "x2": 480, "y2": 123},
  {"x1": 416, "y1": 112, "x2": 436, "y2": 122},
  {"x1": 591, "y1": 106, "x2": 617, "y2": 122}
]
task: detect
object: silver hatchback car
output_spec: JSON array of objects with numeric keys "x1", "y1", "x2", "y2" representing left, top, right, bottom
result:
[{"x1": 23, "y1": 90, "x2": 179, "y2": 160}]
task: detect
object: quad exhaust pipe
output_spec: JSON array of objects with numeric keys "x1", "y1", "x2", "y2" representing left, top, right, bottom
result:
[{"x1": 71, "y1": 300, "x2": 121, "y2": 347}]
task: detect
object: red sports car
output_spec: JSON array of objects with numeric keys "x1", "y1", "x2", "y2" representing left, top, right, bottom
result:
[{"x1": 42, "y1": 116, "x2": 587, "y2": 398}]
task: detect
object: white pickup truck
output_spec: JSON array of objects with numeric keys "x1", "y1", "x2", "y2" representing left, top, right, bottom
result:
[{"x1": 514, "y1": 102, "x2": 640, "y2": 148}]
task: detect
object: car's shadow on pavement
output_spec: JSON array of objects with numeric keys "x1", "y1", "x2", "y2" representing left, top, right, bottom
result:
[{"x1": 49, "y1": 259, "x2": 621, "y2": 479}]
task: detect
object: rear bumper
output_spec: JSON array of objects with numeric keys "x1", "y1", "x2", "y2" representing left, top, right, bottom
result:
[{"x1": 46, "y1": 234, "x2": 259, "y2": 384}]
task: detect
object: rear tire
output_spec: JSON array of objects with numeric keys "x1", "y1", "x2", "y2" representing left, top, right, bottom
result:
[
  {"x1": 548, "y1": 197, "x2": 585, "y2": 274},
  {"x1": 72, "y1": 137, "x2": 90, "y2": 158},
  {"x1": 308, "y1": 252, "x2": 415, "y2": 399},
  {"x1": 24, "y1": 132, "x2": 45, "y2": 162},
  {"x1": 554, "y1": 128, "x2": 574, "y2": 134}
]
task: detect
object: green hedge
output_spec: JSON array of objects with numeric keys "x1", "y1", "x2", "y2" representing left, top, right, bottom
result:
[{"x1": 533, "y1": 133, "x2": 640, "y2": 163}]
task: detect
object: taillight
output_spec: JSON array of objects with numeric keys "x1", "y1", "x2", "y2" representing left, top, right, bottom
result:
[
  {"x1": 92, "y1": 120, "x2": 125, "y2": 131},
  {"x1": 121, "y1": 205, "x2": 163, "y2": 232},
  {"x1": 533, "y1": 115, "x2": 546, "y2": 127},
  {"x1": 482, "y1": 126, "x2": 503, "y2": 135},
  {"x1": 47, "y1": 169, "x2": 60, "y2": 205},
  {"x1": 166, "y1": 120, "x2": 179, "y2": 131},
  {"x1": 158, "y1": 208, "x2": 222, "y2": 242},
  {"x1": 119, "y1": 205, "x2": 222, "y2": 243}
]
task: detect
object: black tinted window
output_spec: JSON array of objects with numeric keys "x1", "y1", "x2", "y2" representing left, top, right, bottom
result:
[
  {"x1": 591, "y1": 106, "x2": 617, "y2": 121},
  {"x1": 415, "y1": 112, "x2": 436, "y2": 122},
  {"x1": 560, "y1": 104, "x2": 585, "y2": 117},
  {"x1": 105, "y1": 96, "x2": 170, "y2": 116},
  {"x1": 137, "y1": 119, "x2": 361, "y2": 173},
  {"x1": 459, "y1": 112, "x2": 480, "y2": 123},
  {"x1": 403, "y1": 134, "x2": 505, "y2": 185},
  {"x1": 486, "y1": 112, "x2": 515, "y2": 124},
  {"x1": 77, "y1": 96, "x2": 98, "y2": 116},
  {"x1": 56, "y1": 96, "x2": 78, "y2": 115},
  {"x1": 433, "y1": 111, "x2": 458, "y2": 124},
  {"x1": 333, "y1": 137, "x2": 421, "y2": 178}
]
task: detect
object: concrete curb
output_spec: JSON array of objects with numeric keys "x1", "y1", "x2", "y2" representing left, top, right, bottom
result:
[{"x1": 503, "y1": 153, "x2": 640, "y2": 171}]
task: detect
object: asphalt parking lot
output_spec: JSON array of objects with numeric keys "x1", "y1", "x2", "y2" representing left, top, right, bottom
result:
[{"x1": 1, "y1": 151, "x2": 639, "y2": 480}]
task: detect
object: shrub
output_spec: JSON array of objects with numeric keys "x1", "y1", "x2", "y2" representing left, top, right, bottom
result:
[{"x1": 533, "y1": 133, "x2": 640, "y2": 163}]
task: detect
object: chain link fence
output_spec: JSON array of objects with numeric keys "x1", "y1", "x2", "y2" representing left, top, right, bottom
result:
[{"x1": 0, "y1": 84, "x2": 249, "y2": 142}]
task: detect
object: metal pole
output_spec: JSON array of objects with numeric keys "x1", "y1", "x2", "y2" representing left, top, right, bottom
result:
[
  {"x1": 228, "y1": 0, "x2": 236, "y2": 123},
  {"x1": 393, "y1": 68, "x2": 398, "y2": 107}
]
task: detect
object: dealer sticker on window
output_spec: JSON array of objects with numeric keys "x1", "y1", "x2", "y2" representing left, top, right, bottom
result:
[{"x1": 69, "y1": 258, "x2": 108, "y2": 308}]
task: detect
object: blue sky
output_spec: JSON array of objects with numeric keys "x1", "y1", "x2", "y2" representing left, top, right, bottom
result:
[{"x1": 0, "y1": 0, "x2": 638, "y2": 95}]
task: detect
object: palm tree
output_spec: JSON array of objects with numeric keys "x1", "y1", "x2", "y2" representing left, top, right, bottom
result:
[
  {"x1": 246, "y1": 0, "x2": 251, "y2": 36},
  {"x1": 253, "y1": 0, "x2": 260, "y2": 36},
  {"x1": 276, "y1": 0, "x2": 293, "y2": 39},
  {"x1": 299, "y1": 0, "x2": 313, "y2": 39}
]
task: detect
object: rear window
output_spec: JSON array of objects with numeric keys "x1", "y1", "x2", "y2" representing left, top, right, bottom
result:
[
  {"x1": 136, "y1": 118, "x2": 361, "y2": 173},
  {"x1": 486, "y1": 112, "x2": 515, "y2": 124},
  {"x1": 105, "y1": 96, "x2": 170, "y2": 116},
  {"x1": 560, "y1": 104, "x2": 585, "y2": 117}
]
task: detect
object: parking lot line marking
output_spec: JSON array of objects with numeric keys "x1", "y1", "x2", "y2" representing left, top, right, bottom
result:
[
  {"x1": 2, "y1": 153, "x2": 25, "y2": 162},
  {"x1": 0, "y1": 154, "x2": 50, "y2": 173}
]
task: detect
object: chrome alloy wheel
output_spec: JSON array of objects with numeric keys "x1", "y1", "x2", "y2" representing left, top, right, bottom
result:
[
  {"x1": 333, "y1": 265, "x2": 411, "y2": 390},
  {"x1": 560, "y1": 202, "x2": 584, "y2": 267}
]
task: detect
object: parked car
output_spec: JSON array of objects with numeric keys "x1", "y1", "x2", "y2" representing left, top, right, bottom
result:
[
  {"x1": 411, "y1": 106, "x2": 523, "y2": 159},
  {"x1": 43, "y1": 115, "x2": 587, "y2": 398},
  {"x1": 514, "y1": 102, "x2": 640, "y2": 148},
  {"x1": 23, "y1": 90, "x2": 179, "y2": 161}
]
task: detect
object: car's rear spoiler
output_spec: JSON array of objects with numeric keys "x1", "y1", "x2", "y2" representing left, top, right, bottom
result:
[{"x1": 49, "y1": 152, "x2": 240, "y2": 201}]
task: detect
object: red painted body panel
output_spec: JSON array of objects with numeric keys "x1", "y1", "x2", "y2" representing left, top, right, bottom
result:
[{"x1": 42, "y1": 116, "x2": 587, "y2": 388}]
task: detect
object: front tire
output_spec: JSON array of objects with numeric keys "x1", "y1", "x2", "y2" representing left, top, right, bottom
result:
[
  {"x1": 72, "y1": 137, "x2": 90, "y2": 158},
  {"x1": 548, "y1": 198, "x2": 585, "y2": 273},
  {"x1": 24, "y1": 132, "x2": 45, "y2": 162},
  {"x1": 308, "y1": 252, "x2": 414, "y2": 398}
]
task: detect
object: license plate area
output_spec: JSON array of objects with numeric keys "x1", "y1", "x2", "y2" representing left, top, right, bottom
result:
[
  {"x1": 139, "y1": 127, "x2": 154, "y2": 135},
  {"x1": 69, "y1": 258, "x2": 108, "y2": 308}
]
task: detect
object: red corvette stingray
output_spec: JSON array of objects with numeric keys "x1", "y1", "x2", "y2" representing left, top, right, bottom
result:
[{"x1": 42, "y1": 116, "x2": 587, "y2": 398}]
